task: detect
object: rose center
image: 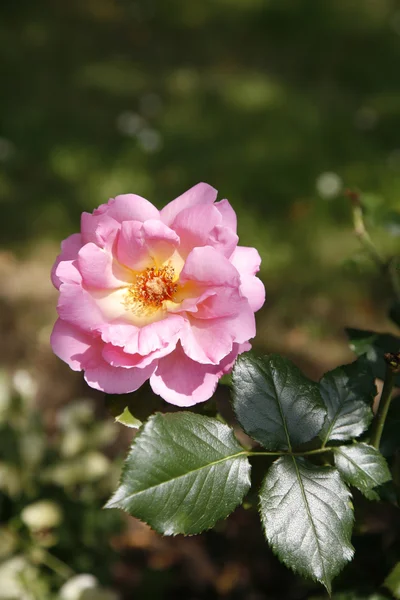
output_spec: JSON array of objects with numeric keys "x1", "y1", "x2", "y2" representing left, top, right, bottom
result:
[{"x1": 123, "y1": 265, "x2": 178, "y2": 313}]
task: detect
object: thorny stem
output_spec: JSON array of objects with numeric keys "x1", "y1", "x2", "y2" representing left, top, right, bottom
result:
[{"x1": 370, "y1": 361, "x2": 396, "y2": 450}]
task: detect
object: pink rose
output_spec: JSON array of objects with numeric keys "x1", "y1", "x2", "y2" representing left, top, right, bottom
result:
[{"x1": 50, "y1": 183, "x2": 265, "y2": 406}]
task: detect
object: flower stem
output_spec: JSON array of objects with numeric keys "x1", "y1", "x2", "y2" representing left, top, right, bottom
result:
[{"x1": 370, "y1": 363, "x2": 396, "y2": 450}]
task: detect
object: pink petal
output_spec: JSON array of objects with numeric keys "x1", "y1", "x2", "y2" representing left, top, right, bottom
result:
[
  {"x1": 230, "y1": 246, "x2": 261, "y2": 276},
  {"x1": 240, "y1": 275, "x2": 265, "y2": 312},
  {"x1": 230, "y1": 246, "x2": 265, "y2": 312},
  {"x1": 226, "y1": 301, "x2": 256, "y2": 343},
  {"x1": 171, "y1": 204, "x2": 238, "y2": 258},
  {"x1": 116, "y1": 221, "x2": 149, "y2": 271},
  {"x1": 100, "y1": 322, "x2": 139, "y2": 348},
  {"x1": 51, "y1": 234, "x2": 82, "y2": 289},
  {"x1": 55, "y1": 260, "x2": 82, "y2": 286},
  {"x1": 180, "y1": 246, "x2": 240, "y2": 288},
  {"x1": 107, "y1": 194, "x2": 160, "y2": 223},
  {"x1": 180, "y1": 318, "x2": 234, "y2": 364},
  {"x1": 100, "y1": 314, "x2": 184, "y2": 356},
  {"x1": 81, "y1": 213, "x2": 120, "y2": 246},
  {"x1": 193, "y1": 287, "x2": 244, "y2": 319},
  {"x1": 57, "y1": 282, "x2": 105, "y2": 331},
  {"x1": 50, "y1": 319, "x2": 97, "y2": 371},
  {"x1": 171, "y1": 204, "x2": 221, "y2": 249},
  {"x1": 135, "y1": 315, "x2": 184, "y2": 355},
  {"x1": 179, "y1": 298, "x2": 254, "y2": 365},
  {"x1": 78, "y1": 243, "x2": 131, "y2": 289},
  {"x1": 160, "y1": 183, "x2": 217, "y2": 226},
  {"x1": 150, "y1": 344, "x2": 220, "y2": 406},
  {"x1": 150, "y1": 341, "x2": 249, "y2": 406},
  {"x1": 214, "y1": 199, "x2": 237, "y2": 232},
  {"x1": 102, "y1": 340, "x2": 175, "y2": 369},
  {"x1": 206, "y1": 225, "x2": 238, "y2": 258},
  {"x1": 117, "y1": 219, "x2": 179, "y2": 271},
  {"x1": 84, "y1": 359, "x2": 156, "y2": 394}
]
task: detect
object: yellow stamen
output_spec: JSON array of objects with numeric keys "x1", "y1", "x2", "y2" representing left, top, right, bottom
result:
[{"x1": 123, "y1": 265, "x2": 178, "y2": 314}]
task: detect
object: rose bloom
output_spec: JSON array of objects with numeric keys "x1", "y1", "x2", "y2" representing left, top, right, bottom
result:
[{"x1": 51, "y1": 183, "x2": 265, "y2": 406}]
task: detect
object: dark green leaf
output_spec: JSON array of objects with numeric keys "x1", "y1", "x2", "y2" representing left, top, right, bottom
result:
[
  {"x1": 319, "y1": 359, "x2": 375, "y2": 443},
  {"x1": 345, "y1": 328, "x2": 400, "y2": 386},
  {"x1": 259, "y1": 456, "x2": 354, "y2": 593},
  {"x1": 334, "y1": 443, "x2": 392, "y2": 500},
  {"x1": 232, "y1": 354, "x2": 326, "y2": 450},
  {"x1": 106, "y1": 412, "x2": 251, "y2": 535}
]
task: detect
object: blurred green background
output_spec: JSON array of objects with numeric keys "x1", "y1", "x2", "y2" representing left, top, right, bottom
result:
[{"x1": 0, "y1": 0, "x2": 400, "y2": 598}]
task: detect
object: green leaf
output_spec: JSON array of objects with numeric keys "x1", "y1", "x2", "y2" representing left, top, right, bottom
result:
[
  {"x1": 259, "y1": 456, "x2": 354, "y2": 593},
  {"x1": 232, "y1": 354, "x2": 326, "y2": 450},
  {"x1": 345, "y1": 328, "x2": 400, "y2": 386},
  {"x1": 106, "y1": 412, "x2": 251, "y2": 535},
  {"x1": 319, "y1": 359, "x2": 375, "y2": 444},
  {"x1": 334, "y1": 443, "x2": 392, "y2": 500},
  {"x1": 114, "y1": 407, "x2": 142, "y2": 429},
  {"x1": 384, "y1": 562, "x2": 400, "y2": 599}
]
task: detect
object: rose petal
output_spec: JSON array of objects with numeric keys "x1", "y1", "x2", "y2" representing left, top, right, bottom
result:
[
  {"x1": 50, "y1": 319, "x2": 97, "y2": 371},
  {"x1": 180, "y1": 317, "x2": 234, "y2": 364},
  {"x1": 117, "y1": 219, "x2": 179, "y2": 271},
  {"x1": 55, "y1": 260, "x2": 82, "y2": 286},
  {"x1": 214, "y1": 199, "x2": 237, "y2": 232},
  {"x1": 106, "y1": 194, "x2": 160, "y2": 223},
  {"x1": 239, "y1": 275, "x2": 265, "y2": 312},
  {"x1": 150, "y1": 344, "x2": 220, "y2": 406},
  {"x1": 180, "y1": 246, "x2": 240, "y2": 288},
  {"x1": 84, "y1": 359, "x2": 156, "y2": 394},
  {"x1": 172, "y1": 204, "x2": 238, "y2": 258},
  {"x1": 160, "y1": 182, "x2": 217, "y2": 226},
  {"x1": 78, "y1": 243, "x2": 131, "y2": 289},
  {"x1": 57, "y1": 282, "x2": 106, "y2": 331},
  {"x1": 102, "y1": 340, "x2": 175, "y2": 369},
  {"x1": 80, "y1": 213, "x2": 120, "y2": 246},
  {"x1": 230, "y1": 246, "x2": 261, "y2": 276},
  {"x1": 51, "y1": 234, "x2": 82, "y2": 289},
  {"x1": 230, "y1": 246, "x2": 265, "y2": 312},
  {"x1": 179, "y1": 298, "x2": 254, "y2": 365}
]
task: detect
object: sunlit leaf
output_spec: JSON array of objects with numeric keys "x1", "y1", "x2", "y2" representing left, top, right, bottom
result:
[
  {"x1": 106, "y1": 412, "x2": 251, "y2": 535},
  {"x1": 114, "y1": 407, "x2": 142, "y2": 429},
  {"x1": 259, "y1": 456, "x2": 354, "y2": 593},
  {"x1": 232, "y1": 354, "x2": 326, "y2": 450},
  {"x1": 334, "y1": 443, "x2": 391, "y2": 500},
  {"x1": 319, "y1": 359, "x2": 375, "y2": 444}
]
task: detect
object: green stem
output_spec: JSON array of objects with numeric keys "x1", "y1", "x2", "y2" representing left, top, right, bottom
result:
[
  {"x1": 352, "y1": 204, "x2": 386, "y2": 269},
  {"x1": 38, "y1": 549, "x2": 75, "y2": 579},
  {"x1": 370, "y1": 364, "x2": 396, "y2": 449},
  {"x1": 246, "y1": 447, "x2": 334, "y2": 458}
]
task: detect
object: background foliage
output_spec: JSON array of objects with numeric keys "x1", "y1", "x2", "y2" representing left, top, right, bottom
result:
[{"x1": 0, "y1": 0, "x2": 400, "y2": 598}]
